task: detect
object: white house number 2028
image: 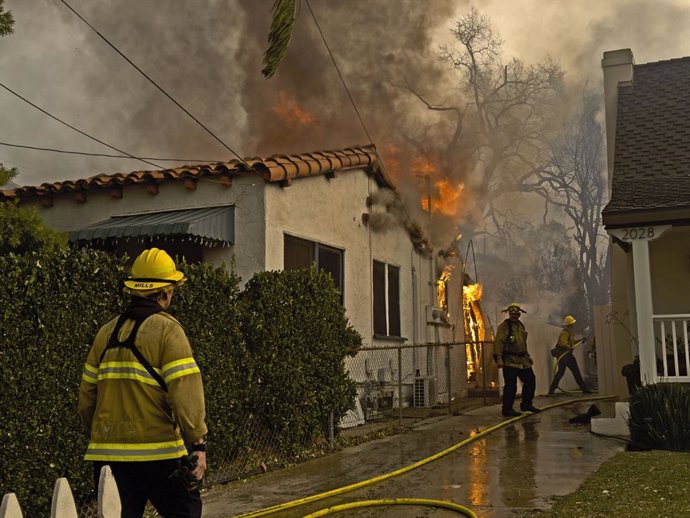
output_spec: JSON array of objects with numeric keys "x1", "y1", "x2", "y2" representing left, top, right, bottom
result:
[{"x1": 622, "y1": 227, "x2": 655, "y2": 240}]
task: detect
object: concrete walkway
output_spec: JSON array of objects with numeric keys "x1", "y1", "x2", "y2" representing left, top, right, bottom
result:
[{"x1": 203, "y1": 396, "x2": 624, "y2": 518}]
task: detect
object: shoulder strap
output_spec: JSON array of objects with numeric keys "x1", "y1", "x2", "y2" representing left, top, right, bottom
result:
[{"x1": 99, "y1": 314, "x2": 168, "y2": 392}]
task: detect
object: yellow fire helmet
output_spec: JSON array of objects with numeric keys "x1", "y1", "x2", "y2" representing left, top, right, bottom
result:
[
  {"x1": 123, "y1": 248, "x2": 186, "y2": 295},
  {"x1": 503, "y1": 303, "x2": 526, "y2": 314},
  {"x1": 563, "y1": 315, "x2": 577, "y2": 326}
]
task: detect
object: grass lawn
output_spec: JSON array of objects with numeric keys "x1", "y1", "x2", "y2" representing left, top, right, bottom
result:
[{"x1": 523, "y1": 451, "x2": 690, "y2": 518}]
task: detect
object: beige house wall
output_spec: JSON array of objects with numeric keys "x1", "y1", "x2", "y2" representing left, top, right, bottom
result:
[{"x1": 650, "y1": 226, "x2": 690, "y2": 313}]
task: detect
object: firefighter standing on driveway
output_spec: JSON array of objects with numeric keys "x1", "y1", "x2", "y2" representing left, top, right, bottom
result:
[
  {"x1": 548, "y1": 315, "x2": 592, "y2": 395},
  {"x1": 79, "y1": 248, "x2": 207, "y2": 518},
  {"x1": 493, "y1": 303, "x2": 541, "y2": 417}
]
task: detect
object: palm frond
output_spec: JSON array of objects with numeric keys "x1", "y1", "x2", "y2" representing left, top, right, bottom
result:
[
  {"x1": 262, "y1": 0, "x2": 297, "y2": 79},
  {"x1": 0, "y1": 0, "x2": 15, "y2": 37}
]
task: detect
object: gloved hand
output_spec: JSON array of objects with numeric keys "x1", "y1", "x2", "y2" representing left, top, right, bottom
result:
[{"x1": 169, "y1": 454, "x2": 202, "y2": 491}]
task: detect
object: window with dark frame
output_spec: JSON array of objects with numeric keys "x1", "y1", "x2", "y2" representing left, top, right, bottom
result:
[
  {"x1": 284, "y1": 234, "x2": 344, "y2": 300},
  {"x1": 373, "y1": 260, "x2": 401, "y2": 338}
]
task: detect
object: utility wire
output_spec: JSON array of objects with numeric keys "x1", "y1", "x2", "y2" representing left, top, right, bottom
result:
[
  {"x1": 0, "y1": 81, "x2": 163, "y2": 169},
  {"x1": 58, "y1": 0, "x2": 250, "y2": 169},
  {"x1": 304, "y1": 0, "x2": 375, "y2": 145},
  {"x1": 0, "y1": 141, "x2": 224, "y2": 163}
]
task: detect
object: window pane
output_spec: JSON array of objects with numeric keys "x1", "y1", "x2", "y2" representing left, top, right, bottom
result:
[
  {"x1": 373, "y1": 260, "x2": 387, "y2": 335},
  {"x1": 284, "y1": 235, "x2": 314, "y2": 270},
  {"x1": 388, "y1": 265, "x2": 401, "y2": 337},
  {"x1": 317, "y1": 244, "x2": 343, "y2": 295}
]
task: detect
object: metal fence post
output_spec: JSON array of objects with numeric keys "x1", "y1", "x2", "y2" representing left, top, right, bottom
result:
[
  {"x1": 328, "y1": 410, "x2": 334, "y2": 448},
  {"x1": 398, "y1": 346, "x2": 403, "y2": 426},
  {"x1": 481, "y1": 342, "x2": 487, "y2": 406},
  {"x1": 446, "y1": 344, "x2": 451, "y2": 416}
]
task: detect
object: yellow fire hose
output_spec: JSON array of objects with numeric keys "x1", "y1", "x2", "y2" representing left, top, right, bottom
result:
[
  {"x1": 234, "y1": 395, "x2": 616, "y2": 518},
  {"x1": 551, "y1": 338, "x2": 589, "y2": 395},
  {"x1": 302, "y1": 498, "x2": 477, "y2": 517}
]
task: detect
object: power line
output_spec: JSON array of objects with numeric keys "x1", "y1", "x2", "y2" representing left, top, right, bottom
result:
[
  {"x1": 0, "y1": 81, "x2": 163, "y2": 169},
  {"x1": 58, "y1": 0, "x2": 250, "y2": 169},
  {"x1": 304, "y1": 0, "x2": 375, "y2": 145},
  {"x1": 0, "y1": 141, "x2": 225, "y2": 163}
]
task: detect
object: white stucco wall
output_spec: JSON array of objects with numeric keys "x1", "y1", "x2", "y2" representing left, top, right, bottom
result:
[
  {"x1": 25, "y1": 175, "x2": 267, "y2": 284},
  {"x1": 263, "y1": 170, "x2": 438, "y2": 348}
]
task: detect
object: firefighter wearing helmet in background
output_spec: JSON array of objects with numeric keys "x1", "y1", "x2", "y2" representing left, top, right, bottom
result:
[
  {"x1": 493, "y1": 303, "x2": 541, "y2": 417},
  {"x1": 79, "y1": 248, "x2": 207, "y2": 518},
  {"x1": 548, "y1": 315, "x2": 592, "y2": 395}
]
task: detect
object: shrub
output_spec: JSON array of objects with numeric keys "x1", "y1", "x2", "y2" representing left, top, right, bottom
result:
[
  {"x1": 0, "y1": 202, "x2": 66, "y2": 255},
  {"x1": 170, "y1": 261, "x2": 253, "y2": 468},
  {"x1": 241, "y1": 268, "x2": 360, "y2": 454},
  {"x1": 628, "y1": 382, "x2": 690, "y2": 451}
]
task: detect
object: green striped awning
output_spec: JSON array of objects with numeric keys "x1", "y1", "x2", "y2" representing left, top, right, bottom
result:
[{"x1": 68, "y1": 206, "x2": 234, "y2": 246}]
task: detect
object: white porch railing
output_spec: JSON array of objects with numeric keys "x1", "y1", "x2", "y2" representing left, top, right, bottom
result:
[
  {"x1": 0, "y1": 466, "x2": 120, "y2": 518},
  {"x1": 652, "y1": 315, "x2": 690, "y2": 382}
]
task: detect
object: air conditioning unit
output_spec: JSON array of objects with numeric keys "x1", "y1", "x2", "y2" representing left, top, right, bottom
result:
[
  {"x1": 414, "y1": 377, "x2": 438, "y2": 408},
  {"x1": 426, "y1": 305, "x2": 448, "y2": 326}
]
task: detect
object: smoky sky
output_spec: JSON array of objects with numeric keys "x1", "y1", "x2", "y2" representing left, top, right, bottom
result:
[{"x1": 2, "y1": 0, "x2": 690, "y2": 202}]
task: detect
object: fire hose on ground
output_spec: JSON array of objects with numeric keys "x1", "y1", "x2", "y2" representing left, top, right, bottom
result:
[{"x1": 234, "y1": 395, "x2": 617, "y2": 517}]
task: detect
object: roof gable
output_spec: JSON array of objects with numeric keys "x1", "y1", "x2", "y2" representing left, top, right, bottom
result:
[{"x1": 604, "y1": 56, "x2": 690, "y2": 223}]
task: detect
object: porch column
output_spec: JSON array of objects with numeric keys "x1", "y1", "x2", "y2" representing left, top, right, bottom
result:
[
  {"x1": 608, "y1": 225, "x2": 671, "y2": 385},
  {"x1": 631, "y1": 239, "x2": 656, "y2": 383}
]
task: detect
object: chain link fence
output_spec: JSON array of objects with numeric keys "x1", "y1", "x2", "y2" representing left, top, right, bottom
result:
[{"x1": 206, "y1": 341, "x2": 498, "y2": 484}]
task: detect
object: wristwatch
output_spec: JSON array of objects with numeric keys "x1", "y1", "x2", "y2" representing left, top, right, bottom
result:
[{"x1": 189, "y1": 442, "x2": 207, "y2": 452}]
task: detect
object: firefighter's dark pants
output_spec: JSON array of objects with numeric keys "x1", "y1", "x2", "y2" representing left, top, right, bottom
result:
[
  {"x1": 94, "y1": 459, "x2": 202, "y2": 518},
  {"x1": 502, "y1": 366, "x2": 536, "y2": 412},
  {"x1": 549, "y1": 352, "x2": 589, "y2": 394}
]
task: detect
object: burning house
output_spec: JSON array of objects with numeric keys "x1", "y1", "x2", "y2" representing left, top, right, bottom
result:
[{"x1": 1, "y1": 143, "x2": 491, "y2": 421}]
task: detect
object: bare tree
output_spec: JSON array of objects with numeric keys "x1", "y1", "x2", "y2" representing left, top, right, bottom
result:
[
  {"x1": 520, "y1": 90, "x2": 610, "y2": 330},
  {"x1": 400, "y1": 7, "x2": 564, "y2": 241}
]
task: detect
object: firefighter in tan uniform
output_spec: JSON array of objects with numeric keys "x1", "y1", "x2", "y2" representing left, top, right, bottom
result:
[
  {"x1": 493, "y1": 303, "x2": 541, "y2": 417},
  {"x1": 548, "y1": 315, "x2": 591, "y2": 395},
  {"x1": 79, "y1": 248, "x2": 207, "y2": 518}
]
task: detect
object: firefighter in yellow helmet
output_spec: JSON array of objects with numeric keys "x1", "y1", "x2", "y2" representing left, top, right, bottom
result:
[
  {"x1": 79, "y1": 248, "x2": 207, "y2": 518},
  {"x1": 493, "y1": 303, "x2": 541, "y2": 417},
  {"x1": 548, "y1": 315, "x2": 592, "y2": 395}
]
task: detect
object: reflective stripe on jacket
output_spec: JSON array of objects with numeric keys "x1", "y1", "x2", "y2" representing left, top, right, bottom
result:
[
  {"x1": 493, "y1": 318, "x2": 533, "y2": 369},
  {"x1": 79, "y1": 312, "x2": 207, "y2": 462}
]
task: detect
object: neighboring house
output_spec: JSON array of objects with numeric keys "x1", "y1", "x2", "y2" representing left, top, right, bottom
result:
[
  {"x1": 600, "y1": 49, "x2": 690, "y2": 395},
  {"x1": 0, "y1": 144, "x2": 465, "y2": 411}
]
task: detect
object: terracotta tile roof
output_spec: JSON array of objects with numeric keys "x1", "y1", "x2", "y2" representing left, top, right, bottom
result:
[
  {"x1": 603, "y1": 56, "x2": 690, "y2": 224},
  {"x1": 0, "y1": 145, "x2": 386, "y2": 201}
]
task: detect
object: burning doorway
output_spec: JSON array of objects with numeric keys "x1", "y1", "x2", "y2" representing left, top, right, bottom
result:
[{"x1": 462, "y1": 273, "x2": 499, "y2": 396}]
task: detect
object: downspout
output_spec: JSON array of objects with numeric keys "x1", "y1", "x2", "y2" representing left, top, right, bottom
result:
[{"x1": 411, "y1": 248, "x2": 418, "y2": 375}]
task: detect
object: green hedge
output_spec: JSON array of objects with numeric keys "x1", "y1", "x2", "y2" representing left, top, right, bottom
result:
[
  {"x1": 241, "y1": 269, "x2": 359, "y2": 453},
  {"x1": 170, "y1": 260, "x2": 254, "y2": 462},
  {"x1": 0, "y1": 227, "x2": 360, "y2": 516},
  {"x1": 0, "y1": 248, "x2": 126, "y2": 513}
]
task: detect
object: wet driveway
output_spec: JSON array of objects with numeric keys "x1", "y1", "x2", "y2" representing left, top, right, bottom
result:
[{"x1": 203, "y1": 398, "x2": 624, "y2": 518}]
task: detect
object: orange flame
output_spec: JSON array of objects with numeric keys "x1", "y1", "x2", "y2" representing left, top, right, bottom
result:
[
  {"x1": 273, "y1": 91, "x2": 315, "y2": 125},
  {"x1": 435, "y1": 179, "x2": 465, "y2": 217},
  {"x1": 463, "y1": 283, "x2": 485, "y2": 382},
  {"x1": 463, "y1": 283, "x2": 483, "y2": 304},
  {"x1": 436, "y1": 265, "x2": 454, "y2": 309},
  {"x1": 413, "y1": 155, "x2": 464, "y2": 216}
]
